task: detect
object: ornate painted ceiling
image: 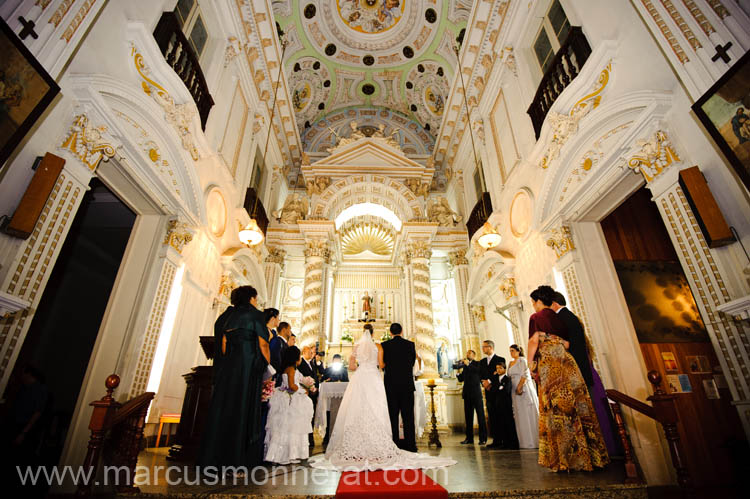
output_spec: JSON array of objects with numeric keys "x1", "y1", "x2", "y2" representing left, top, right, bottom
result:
[{"x1": 272, "y1": 1, "x2": 471, "y2": 177}]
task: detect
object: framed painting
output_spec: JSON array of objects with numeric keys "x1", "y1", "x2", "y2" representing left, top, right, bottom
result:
[
  {"x1": 0, "y1": 18, "x2": 60, "y2": 166},
  {"x1": 692, "y1": 50, "x2": 750, "y2": 192}
]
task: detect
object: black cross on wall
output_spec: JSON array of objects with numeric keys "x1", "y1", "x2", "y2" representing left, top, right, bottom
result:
[
  {"x1": 17, "y1": 16, "x2": 38, "y2": 40},
  {"x1": 711, "y1": 42, "x2": 733, "y2": 64}
]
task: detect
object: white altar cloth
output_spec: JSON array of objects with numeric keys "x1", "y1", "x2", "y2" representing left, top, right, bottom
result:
[{"x1": 313, "y1": 379, "x2": 427, "y2": 437}]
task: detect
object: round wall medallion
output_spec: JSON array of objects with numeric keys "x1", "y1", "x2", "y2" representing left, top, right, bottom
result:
[
  {"x1": 206, "y1": 188, "x2": 227, "y2": 237},
  {"x1": 509, "y1": 189, "x2": 533, "y2": 238},
  {"x1": 336, "y1": 0, "x2": 405, "y2": 34}
]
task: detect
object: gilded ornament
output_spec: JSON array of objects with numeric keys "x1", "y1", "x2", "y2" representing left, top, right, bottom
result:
[
  {"x1": 546, "y1": 225, "x2": 576, "y2": 260},
  {"x1": 499, "y1": 276, "x2": 517, "y2": 300},
  {"x1": 625, "y1": 130, "x2": 680, "y2": 182},
  {"x1": 163, "y1": 219, "x2": 194, "y2": 254},
  {"x1": 449, "y1": 249, "x2": 469, "y2": 267},
  {"x1": 471, "y1": 305, "x2": 486, "y2": 322},
  {"x1": 60, "y1": 114, "x2": 116, "y2": 171},
  {"x1": 265, "y1": 247, "x2": 286, "y2": 264}
]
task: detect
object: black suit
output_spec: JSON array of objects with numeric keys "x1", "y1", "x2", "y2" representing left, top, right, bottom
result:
[
  {"x1": 490, "y1": 374, "x2": 519, "y2": 449},
  {"x1": 557, "y1": 307, "x2": 594, "y2": 388},
  {"x1": 298, "y1": 358, "x2": 318, "y2": 446},
  {"x1": 382, "y1": 335, "x2": 417, "y2": 451},
  {"x1": 322, "y1": 366, "x2": 349, "y2": 382},
  {"x1": 456, "y1": 360, "x2": 487, "y2": 442},
  {"x1": 480, "y1": 354, "x2": 506, "y2": 444}
]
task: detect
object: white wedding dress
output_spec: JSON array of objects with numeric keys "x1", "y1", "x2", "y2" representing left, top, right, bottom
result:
[{"x1": 308, "y1": 333, "x2": 456, "y2": 471}]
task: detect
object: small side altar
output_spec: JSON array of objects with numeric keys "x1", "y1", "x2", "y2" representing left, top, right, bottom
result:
[{"x1": 325, "y1": 318, "x2": 393, "y2": 363}]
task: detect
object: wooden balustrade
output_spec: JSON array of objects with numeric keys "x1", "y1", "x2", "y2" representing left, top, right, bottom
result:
[
  {"x1": 76, "y1": 374, "x2": 154, "y2": 495},
  {"x1": 153, "y1": 11, "x2": 214, "y2": 130},
  {"x1": 466, "y1": 192, "x2": 492, "y2": 241},
  {"x1": 527, "y1": 26, "x2": 592, "y2": 139},
  {"x1": 606, "y1": 370, "x2": 692, "y2": 491}
]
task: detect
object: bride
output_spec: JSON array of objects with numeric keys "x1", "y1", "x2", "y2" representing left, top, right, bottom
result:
[{"x1": 309, "y1": 326, "x2": 455, "y2": 471}]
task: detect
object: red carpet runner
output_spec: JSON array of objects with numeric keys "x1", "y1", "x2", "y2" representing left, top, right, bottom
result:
[{"x1": 335, "y1": 470, "x2": 448, "y2": 498}]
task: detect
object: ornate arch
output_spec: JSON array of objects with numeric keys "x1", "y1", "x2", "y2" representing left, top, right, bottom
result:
[
  {"x1": 222, "y1": 247, "x2": 269, "y2": 305},
  {"x1": 535, "y1": 91, "x2": 672, "y2": 226},
  {"x1": 466, "y1": 251, "x2": 505, "y2": 304},
  {"x1": 311, "y1": 174, "x2": 424, "y2": 222},
  {"x1": 69, "y1": 74, "x2": 205, "y2": 224}
]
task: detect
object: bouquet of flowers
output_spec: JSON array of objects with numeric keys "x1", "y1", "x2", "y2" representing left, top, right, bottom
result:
[
  {"x1": 260, "y1": 378, "x2": 275, "y2": 402},
  {"x1": 341, "y1": 331, "x2": 354, "y2": 343},
  {"x1": 299, "y1": 376, "x2": 317, "y2": 393}
]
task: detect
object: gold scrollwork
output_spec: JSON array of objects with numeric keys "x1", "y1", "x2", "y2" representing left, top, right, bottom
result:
[
  {"x1": 626, "y1": 130, "x2": 680, "y2": 182},
  {"x1": 60, "y1": 114, "x2": 116, "y2": 171}
]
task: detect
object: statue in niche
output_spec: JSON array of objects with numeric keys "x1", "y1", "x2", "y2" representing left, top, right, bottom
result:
[
  {"x1": 272, "y1": 193, "x2": 308, "y2": 224},
  {"x1": 437, "y1": 343, "x2": 452, "y2": 378},
  {"x1": 427, "y1": 197, "x2": 462, "y2": 227},
  {"x1": 360, "y1": 291, "x2": 374, "y2": 322}
]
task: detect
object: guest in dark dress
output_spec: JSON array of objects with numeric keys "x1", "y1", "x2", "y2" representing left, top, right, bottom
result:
[
  {"x1": 491, "y1": 362, "x2": 519, "y2": 449},
  {"x1": 527, "y1": 285, "x2": 609, "y2": 472},
  {"x1": 552, "y1": 291, "x2": 619, "y2": 456},
  {"x1": 198, "y1": 286, "x2": 270, "y2": 471}
]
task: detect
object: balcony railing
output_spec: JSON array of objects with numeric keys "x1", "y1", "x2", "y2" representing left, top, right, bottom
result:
[
  {"x1": 153, "y1": 12, "x2": 214, "y2": 130},
  {"x1": 467, "y1": 192, "x2": 492, "y2": 241},
  {"x1": 244, "y1": 187, "x2": 269, "y2": 238},
  {"x1": 527, "y1": 26, "x2": 592, "y2": 139}
]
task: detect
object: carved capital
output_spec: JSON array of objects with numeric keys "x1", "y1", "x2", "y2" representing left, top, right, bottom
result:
[
  {"x1": 163, "y1": 219, "x2": 194, "y2": 254},
  {"x1": 471, "y1": 305, "x2": 486, "y2": 323},
  {"x1": 499, "y1": 276, "x2": 517, "y2": 300},
  {"x1": 304, "y1": 238, "x2": 330, "y2": 261},
  {"x1": 265, "y1": 246, "x2": 286, "y2": 264},
  {"x1": 546, "y1": 225, "x2": 575, "y2": 260},
  {"x1": 405, "y1": 240, "x2": 432, "y2": 263},
  {"x1": 449, "y1": 249, "x2": 469, "y2": 267},
  {"x1": 218, "y1": 273, "x2": 236, "y2": 298},
  {"x1": 625, "y1": 130, "x2": 680, "y2": 182},
  {"x1": 59, "y1": 114, "x2": 116, "y2": 171}
]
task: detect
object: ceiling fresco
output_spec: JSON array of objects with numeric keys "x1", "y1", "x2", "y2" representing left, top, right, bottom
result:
[{"x1": 272, "y1": 0, "x2": 471, "y2": 179}]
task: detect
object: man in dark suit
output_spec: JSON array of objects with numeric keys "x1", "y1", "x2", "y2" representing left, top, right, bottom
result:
[
  {"x1": 381, "y1": 322, "x2": 417, "y2": 452},
  {"x1": 551, "y1": 292, "x2": 594, "y2": 388},
  {"x1": 479, "y1": 339, "x2": 506, "y2": 449},
  {"x1": 269, "y1": 321, "x2": 291, "y2": 384},
  {"x1": 455, "y1": 349, "x2": 487, "y2": 444},
  {"x1": 312, "y1": 349, "x2": 325, "y2": 384},
  {"x1": 297, "y1": 346, "x2": 318, "y2": 448}
]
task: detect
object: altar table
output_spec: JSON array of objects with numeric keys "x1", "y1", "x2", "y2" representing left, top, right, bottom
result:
[{"x1": 313, "y1": 380, "x2": 427, "y2": 438}]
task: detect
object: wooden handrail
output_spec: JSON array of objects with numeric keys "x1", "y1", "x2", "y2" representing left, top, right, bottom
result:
[
  {"x1": 76, "y1": 374, "x2": 154, "y2": 495},
  {"x1": 605, "y1": 370, "x2": 692, "y2": 491},
  {"x1": 605, "y1": 389, "x2": 655, "y2": 419}
]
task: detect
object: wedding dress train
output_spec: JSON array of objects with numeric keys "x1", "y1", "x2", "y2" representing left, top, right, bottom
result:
[{"x1": 308, "y1": 333, "x2": 455, "y2": 471}]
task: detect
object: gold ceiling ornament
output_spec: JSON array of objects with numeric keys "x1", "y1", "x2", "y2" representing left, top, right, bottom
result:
[{"x1": 341, "y1": 222, "x2": 394, "y2": 256}]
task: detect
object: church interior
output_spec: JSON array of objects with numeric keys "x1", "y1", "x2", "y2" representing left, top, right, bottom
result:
[{"x1": 0, "y1": 0, "x2": 749, "y2": 497}]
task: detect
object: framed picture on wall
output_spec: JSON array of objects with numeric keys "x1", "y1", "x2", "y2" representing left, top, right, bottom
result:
[
  {"x1": 0, "y1": 18, "x2": 60, "y2": 167},
  {"x1": 692, "y1": 50, "x2": 750, "y2": 193}
]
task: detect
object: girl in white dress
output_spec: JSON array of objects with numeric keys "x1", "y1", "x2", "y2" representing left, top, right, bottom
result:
[
  {"x1": 309, "y1": 328, "x2": 455, "y2": 471},
  {"x1": 508, "y1": 344, "x2": 540, "y2": 449},
  {"x1": 265, "y1": 346, "x2": 315, "y2": 465}
]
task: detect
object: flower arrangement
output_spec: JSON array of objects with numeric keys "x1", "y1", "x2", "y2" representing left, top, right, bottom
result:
[
  {"x1": 299, "y1": 376, "x2": 317, "y2": 393},
  {"x1": 380, "y1": 330, "x2": 392, "y2": 342},
  {"x1": 260, "y1": 379, "x2": 275, "y2": 402},
  {"x1": 341, "y1": 330, "x2": 353, "y2": 343}
]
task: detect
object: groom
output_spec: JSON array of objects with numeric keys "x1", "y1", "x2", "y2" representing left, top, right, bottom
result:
[{"x1": 381, "y1": 322, "x2": 418, "y2": 452}]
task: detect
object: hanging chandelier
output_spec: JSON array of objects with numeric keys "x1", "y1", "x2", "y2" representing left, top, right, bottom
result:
[
  {"x1": 454, "y1": 42, "x2": 500, "y2": 249},
  {"x1": 240, "y1": 33, "x2": 288, "y2": 246}
]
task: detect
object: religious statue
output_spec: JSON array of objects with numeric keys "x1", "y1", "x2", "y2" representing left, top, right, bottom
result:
[
  {"x1": 361, "y1": 291, "x2": 373, "y2": 321},
  {"x1": 427, "y1": 197, "x2": 462, "y2": 227},
  {"x1": 272, "y1": 193, "x2": 308, "y2": 224},
  {"x1": 404, "y1": 178, "x2": 429, "y2": 198}
]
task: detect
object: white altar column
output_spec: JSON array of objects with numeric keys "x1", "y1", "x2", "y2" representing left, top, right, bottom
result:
[
  {"x1": 264, "y1": 247, "x2": 286, "y2": 308},
  {"x1": 405, "y1": 240, "x2": 438, "y2": 377},
  {"x1": 449, "y1": 248, "x2": 478, "y2": 356},
  {"x1": 300, "y1": 238, "x2": 330, "y2": 348}
]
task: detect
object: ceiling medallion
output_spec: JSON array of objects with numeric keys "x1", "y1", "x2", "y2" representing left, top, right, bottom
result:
[{"x1": 337, "y1": 0, "x2": 406, "y2": 34}]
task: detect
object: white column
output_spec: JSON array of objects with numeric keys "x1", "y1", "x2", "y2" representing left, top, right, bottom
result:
[
  {"x1": 300, "y1": 238, "x2": 329, "y2": 348},
  {"x1": 263, "y1": 247, "x2": 286, "y2": 307},
  {"x1": 406, "y1": 240, "x2": 438, "y2": 377}
]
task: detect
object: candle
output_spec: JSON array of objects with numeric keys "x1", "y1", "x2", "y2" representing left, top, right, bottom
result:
[{"x1": 428, "y1": 379, "x2": 435, "y2": 385}]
